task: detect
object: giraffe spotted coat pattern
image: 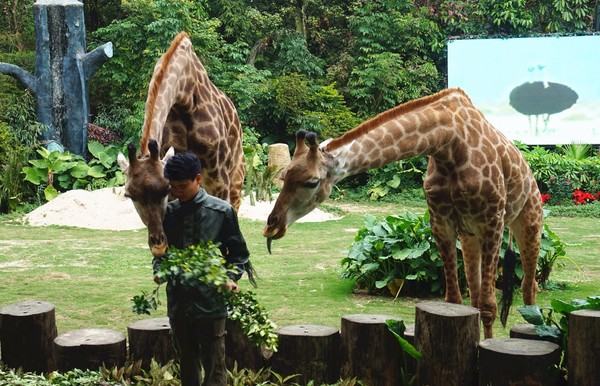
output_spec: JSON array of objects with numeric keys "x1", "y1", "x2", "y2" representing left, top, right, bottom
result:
[
  {"x1": 118, "y1": 32, "x2": 244, "y2": 257},
  {"x1": 263, "y1": 88, "x2": 543, "y2": 338}
]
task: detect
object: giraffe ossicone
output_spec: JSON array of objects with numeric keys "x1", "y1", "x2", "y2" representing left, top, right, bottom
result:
[
  {"x1": 264, "y1": 88, "x2": 543, "y2": 338},
  {"x1": 118, "y1": 32, "x2": 245, "y2": 257}
]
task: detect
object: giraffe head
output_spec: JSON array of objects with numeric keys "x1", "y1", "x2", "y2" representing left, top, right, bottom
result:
[
  {"x1": 263, "y1": 130, "x2": 335, "y2": 253},
  {"x1": 118, "y1": 140, "x2": 174, "y2": 257}
]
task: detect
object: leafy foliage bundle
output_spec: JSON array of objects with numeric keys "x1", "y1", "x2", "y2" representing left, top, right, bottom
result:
[
  {"x1": 342, "y1": 211, "x2": 566, "y2": 296},
  {"x1": 132, "y1": 242, "x2": 278, "y2": 353}
]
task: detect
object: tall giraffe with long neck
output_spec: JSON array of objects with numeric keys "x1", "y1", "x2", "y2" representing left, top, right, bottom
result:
[
  {"x1": 263, "y1": 88, "x2": 543, "y2": 338},
  {"x1": 118, "y1": 32, "x2": 245, "y2": 257}
]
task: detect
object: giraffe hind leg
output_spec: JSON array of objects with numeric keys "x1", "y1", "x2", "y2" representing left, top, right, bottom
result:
[{"x1": 510, "y1": 196, "x2": 543, "y2": 305}]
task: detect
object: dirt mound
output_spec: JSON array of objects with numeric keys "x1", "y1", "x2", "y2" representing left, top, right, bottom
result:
[{"x1": 24, "y1": 188, "x2": 339, "y2": 230}]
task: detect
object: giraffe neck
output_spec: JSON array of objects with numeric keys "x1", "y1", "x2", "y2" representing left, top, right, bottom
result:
[
  {"x1": 139, "y1": 33, "x2": 208, "y2": 155},
  {"x1": 324, "y1": 89, "x2": 468, "y2": 182}
]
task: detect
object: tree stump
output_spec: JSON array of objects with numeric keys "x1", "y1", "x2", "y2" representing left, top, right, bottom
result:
[
  {"x1": 225, "y1": 318, "x2": 270, "y2": 371},
  {"x1": 54, "y1": 328, "x2": 126, "y2": 371},
  {"x1": 510, "y1": 323, "x2": 559, "y2": 344},
  {"x1": 271, "y1": 324, "x2": 340, "y2": 385},
  {"x1": 0, "y1": 300, "x2": 57, "y2": 372},
  {"x1": 340, "y1": 314, "x2": 403, "y2": 386},
  {"x1": 567, "y1": 309, "x2": 600, "y2": 386},
  {"x1": 127, "y1": 317, "x2": 175, "y2": 369},
  {"x1": 415, "y1": 301, "x2": 480, "y2": 386},
  {"x1": 479, "y1": 338, "x2": 561, "y2": 386}
]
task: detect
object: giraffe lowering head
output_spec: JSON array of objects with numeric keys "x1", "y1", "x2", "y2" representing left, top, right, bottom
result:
[
  {"x1": 118, "y1": 140, "x2": 174, "y2": 257},
  {"x1": 263, "y1": 88, "x2": 543, "y2": 338},
  {"x1": 264, "y1": 130, "x2": 336, "y2": 253}
]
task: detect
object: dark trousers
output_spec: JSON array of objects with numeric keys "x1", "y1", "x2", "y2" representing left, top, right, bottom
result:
[{"x1": 170, "y1": 316, "x2": 227, "y2": 386}]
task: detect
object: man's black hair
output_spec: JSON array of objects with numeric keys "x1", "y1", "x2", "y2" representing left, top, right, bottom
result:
[{"x1": 164, "y1": 152, "x2": 202, "y2": 181}]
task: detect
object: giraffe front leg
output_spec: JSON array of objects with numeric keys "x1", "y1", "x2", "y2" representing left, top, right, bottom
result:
[
  {"x1": 430, "y1": 217, "x2": 462, "y2": 304},
  {"x1": 460, "y1": 234, "x2": 482, "y2": 309},
  {"x1": 479, "y1": 222, "x2": 504, "y2": 339}
]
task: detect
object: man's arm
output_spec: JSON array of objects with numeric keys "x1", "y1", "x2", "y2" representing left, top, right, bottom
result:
[{"x1": 219, "y1": 207, "x2": 253, "y2": 284}]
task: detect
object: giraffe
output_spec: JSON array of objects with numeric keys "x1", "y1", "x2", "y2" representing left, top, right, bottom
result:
[
  {"x1": 263, "y1": 88, "x2": 543, "y2": 338},
  {"x1": 117, "y1": 32, "x2": 245, "y2": 257}
]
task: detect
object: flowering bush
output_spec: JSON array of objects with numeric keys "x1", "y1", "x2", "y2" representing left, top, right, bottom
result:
[
  {"x1": 572, "y1": 189, "x2": 597, "y2": 205},
  {"x1": 540, "y1": 193, "x2": 551, "y2": 204},
  {"x1": 540, "y1": 190, "x2": 600, "y2": 205}
]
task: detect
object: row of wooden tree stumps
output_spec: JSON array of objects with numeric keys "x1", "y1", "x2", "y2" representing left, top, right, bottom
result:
[{"x1": 1, "y1": 300, "x2": 599, "y2": 386}]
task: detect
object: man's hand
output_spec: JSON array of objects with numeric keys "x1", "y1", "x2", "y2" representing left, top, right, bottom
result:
[{"x1": 222, "y1": 280, "x2": 240, "y2": 293}]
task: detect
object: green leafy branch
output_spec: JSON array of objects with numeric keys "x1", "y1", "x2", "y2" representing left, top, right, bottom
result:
[{"x1": 132, "y1": 242, "x2": 278, "y2": 352}]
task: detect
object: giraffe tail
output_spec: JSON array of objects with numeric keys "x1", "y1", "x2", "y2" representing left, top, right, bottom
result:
[{"x1": 499, "y1": 236, "x2": 517, "y2": 327}]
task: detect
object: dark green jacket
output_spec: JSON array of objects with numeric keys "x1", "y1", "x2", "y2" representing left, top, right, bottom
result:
[{"x1": 153, "y1": 189, "x2": 251, "y2": 319}]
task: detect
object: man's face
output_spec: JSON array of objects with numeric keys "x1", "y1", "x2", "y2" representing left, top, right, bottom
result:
[{"x1": 169, "y1": 174, "x2": 202, "y2": 202}]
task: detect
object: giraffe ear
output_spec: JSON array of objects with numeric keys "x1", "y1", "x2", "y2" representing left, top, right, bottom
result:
[
  {"x1": 161, "y1": 146, "x2": 175, "y2": 165},
  {"x1": 293, "y1": 130, "x2": 308, "y2": 158},
  {"x1": 117, "y1": 152, "x2": 129, "y2": 171}
]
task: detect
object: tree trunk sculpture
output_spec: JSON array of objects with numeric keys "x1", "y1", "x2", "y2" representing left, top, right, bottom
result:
[{"x1": 0, "y1": 0, "x2": 112, "y2": 155}]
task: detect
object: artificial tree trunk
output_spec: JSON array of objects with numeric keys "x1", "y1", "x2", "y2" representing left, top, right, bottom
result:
[{"x1": 0, "y1": 0, "x2": 112, "y2": 156}]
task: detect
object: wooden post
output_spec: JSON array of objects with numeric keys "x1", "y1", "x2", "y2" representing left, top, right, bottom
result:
[
  {"x1": 479, "y1": 338, "x2": 561, "y2": 386},
  {"x1": 0, "y1": 0, "x2": 112, "y2": 155},
  {"x1": 271, "y1": 324, "x2": 340, "y2": 385},
  {"x1": 567, "y1": 310, "x2": 600, "y2": 386},
  {"x1": 127, "y1": 317, "x2": 175, "y2": 369},
  {"x1": 0, "y1": 300, "x2": 57, "y2": 372},
  {"x1": 415, "y1": 301, "x2": 479, "y2": 386},
  {"x1": 340, "y1": 314, "x2": 403, "y2": 386},
  {"x1": 510, "y1": 323, "x2": 559, "y2": 344},
  {"x1": 225, "y1": 318, "x2": 270, "y2": 371},
  {"x1": 54, "y1": 328, "x2": 126, "y2": 371}
]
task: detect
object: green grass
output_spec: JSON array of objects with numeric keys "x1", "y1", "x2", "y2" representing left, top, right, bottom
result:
[{"x1": 0, "y1": 199, "x2": 598, "y2": 339}]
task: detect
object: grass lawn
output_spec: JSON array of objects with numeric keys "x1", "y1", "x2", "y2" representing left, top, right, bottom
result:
[{"x1": 0, "y1": 198, "x2": 598, "y2": 339}]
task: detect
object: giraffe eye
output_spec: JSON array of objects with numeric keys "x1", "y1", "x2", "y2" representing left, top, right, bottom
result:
[{"x1": 303, "y1": 179, "x2": 320, "y2": 189}]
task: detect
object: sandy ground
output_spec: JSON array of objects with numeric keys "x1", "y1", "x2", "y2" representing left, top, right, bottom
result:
[{"x1": 24, "y1": 187, "x2": 340, "y2": 230}]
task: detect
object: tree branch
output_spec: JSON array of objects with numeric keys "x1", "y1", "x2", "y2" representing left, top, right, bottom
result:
[
  {"x1": 0, "y1": 63, "x2": 37, "y2": 93},
  {"x1": 81, "y1": 42, "x2": 113, "y2": 80}
]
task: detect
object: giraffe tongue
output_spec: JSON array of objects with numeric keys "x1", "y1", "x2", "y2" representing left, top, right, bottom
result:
[{"x1": 267, "y1": 237, "x2": 273, "y2": 255}]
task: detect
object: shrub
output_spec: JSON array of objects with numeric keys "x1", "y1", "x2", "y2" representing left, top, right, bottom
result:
[
  {"x1": 343, "y1": 211, "x2": 566, "y2": 296},
  {"x1": 22, "y1": 141, "x2": 126, "y2": 201},
  {"x1": 365, "y1": 157, "x2": 427, "y2": 200},
  {"x1": 341, "y1": 211, "x2": 467, "y2": 297}
]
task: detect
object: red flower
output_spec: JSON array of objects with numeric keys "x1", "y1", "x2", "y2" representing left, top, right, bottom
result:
[
  {"x1": 572, "y1": 189, "x2": 596, "y2": 205},
  {"x1": 540, "y1": 193, "x2": 551, "y2": 204}
]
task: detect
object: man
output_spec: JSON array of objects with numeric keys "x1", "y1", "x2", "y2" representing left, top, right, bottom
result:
[{"x1": 153, "y1": 152, "x2": 253, "y2": 386}]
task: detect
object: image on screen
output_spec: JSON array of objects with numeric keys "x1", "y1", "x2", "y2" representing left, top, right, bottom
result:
[{"x1": 447, "y1": 35, "x2": 600, "y2": 145}]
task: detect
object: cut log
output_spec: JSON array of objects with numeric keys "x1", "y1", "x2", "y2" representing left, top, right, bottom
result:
[
  {"x1": 340, "y1": 314, "x2": 403, "y2": 386},
  {"x1": 54, "y1": 328, "x2": 126, "y2": 371},
  {"x1": 0, "y1": 300, "x2": 57, "y2": 372},
  {"x1": 510, "y1": 323, "x2": 542, "y2": 340},
  {"x1": 127, "y1": 317, "x2": 175, "y2": 369},
  {"x1": 415, "y1": 301, "x2": 479, "y2": 386},
  {"x1": 479, "y1": 338, "x2": 561, "y2": 386},
  {"x1": 567, "y1": 309, "x2": 600, "y2": 386},
  {"x1": 271, "y1": 324, "x2": 340, "y2": 385},
  {"x1": 225, "y1": 319, "x2": 270, "y2": 371}
]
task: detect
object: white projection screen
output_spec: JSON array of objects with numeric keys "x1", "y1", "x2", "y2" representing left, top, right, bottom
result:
[{"x1": 447, "y1": 35, "x2": 600, "y2": 145}]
